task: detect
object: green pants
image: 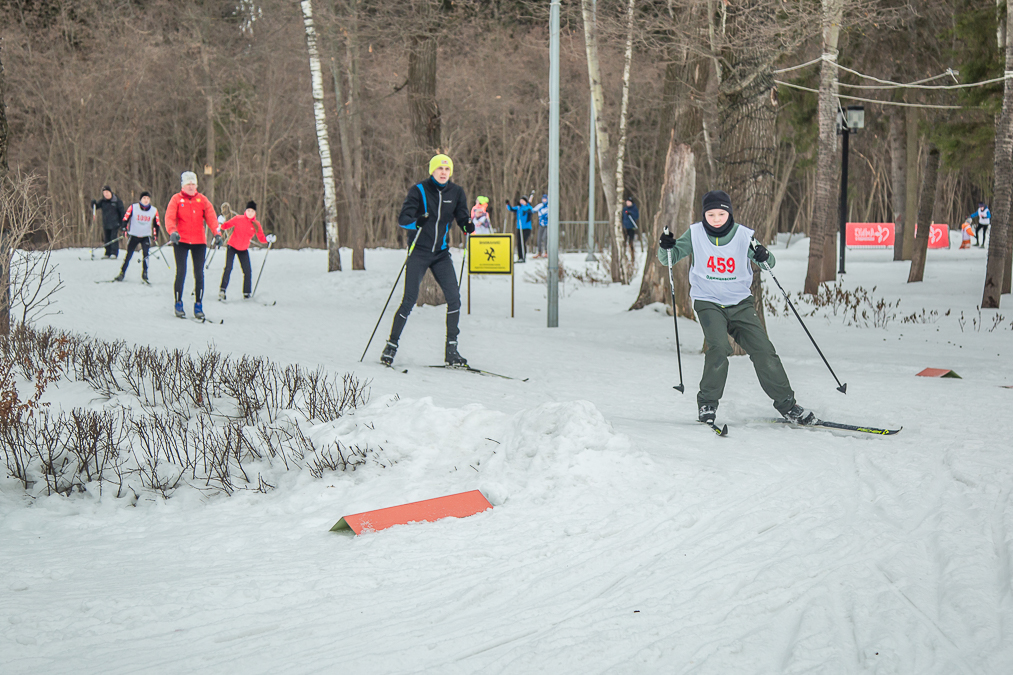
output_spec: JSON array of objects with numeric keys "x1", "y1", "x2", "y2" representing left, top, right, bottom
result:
[{"x1": 695, "y1": 297, "x2": 795, "y2": 414}]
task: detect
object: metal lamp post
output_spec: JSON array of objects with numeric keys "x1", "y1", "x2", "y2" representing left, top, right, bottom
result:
[
  {"x1": 837, "y1": 104, "x2": 864, "y2": 274},
  {"x1": 547, "y1": 0, "x2": 560, "y2": 327}
]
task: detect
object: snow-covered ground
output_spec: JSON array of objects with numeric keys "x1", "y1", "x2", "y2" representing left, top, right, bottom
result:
[{"x1": 3, "y1": 234, "x2": 1013, "y2": 674}]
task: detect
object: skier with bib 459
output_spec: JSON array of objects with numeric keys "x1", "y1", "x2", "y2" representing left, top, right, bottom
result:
[
  {"x1": 658, "y1": 190, "x2": 815, "y2": 427},
  {"x1": 380, "y1": 154, "x2": 474, "y2": 368}
]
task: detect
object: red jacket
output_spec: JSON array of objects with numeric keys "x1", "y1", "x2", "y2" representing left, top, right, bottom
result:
[
  {"x1": 165, "y1": 191, "x2": 219, "y2": 245},
  {"x1": 221, "y1": 214, "x2": 267, "y2": 251}
]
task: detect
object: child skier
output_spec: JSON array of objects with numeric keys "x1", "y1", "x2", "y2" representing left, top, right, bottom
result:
[
  {"x1": 115, "y1": 191, "x2": 161, "y2": 283},
  {"x1": 165, "y1": 171, "x2": 222, "y2": 320},
  {"x1": 506, "y1": 196, "x2": 533, "y2": 262},
  {"x1": 658, "y1": 190, "x2": 815, "y2": 427},
  {"x1": 471, "y1": 196, "x2": 493, "y2": 234},
  {"x1": 218, "y1": 201, "x2": 275, "y2": 300},
  {"x1": 960, "y1": 219, "x2": 975, "y2": 249},
  {"x1": 380, "y1": 154, "x2": 475, "y2": 368},
  {"x1": 533, "y1": 194, "x2": 549, "y2": 258}
]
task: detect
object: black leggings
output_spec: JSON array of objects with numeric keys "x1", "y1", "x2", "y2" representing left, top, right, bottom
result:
[
  {"x1": 389, "y1": 248, "x2": 462, "y2": 344},
  {"x1": 517, "y1": 229, "x2": 530, "y2": 261},
  {"x1": 220, "y1": 247, "x2": 253, "y2": 296},
  {"x1": 173, "y1": 243, "x2": 206, "y2": 304},
  {"x1": 121, "y1": 236, "x2": 151, "y2": 273}
]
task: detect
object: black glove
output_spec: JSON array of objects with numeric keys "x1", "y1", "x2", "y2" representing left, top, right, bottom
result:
[
  {"x1": 91, "y1": 199, "x2": 98, "y2": 209},
  {"x1": 462, "y1": 221, "x2": 475, "y2": 235},
  {"x1": 169, "y1": 231, "x2": 181, "y2": 245},
  {"x1": 659, "y1": 229, "x2": 677, "y2": 250},
  {"x1": 213, "y1": 234, "x2": 224, "y2": 247},
  {"x1": 752, "y1": 244, "x2": 769, "y2": 264},
  {"x1": 505, "y1": 200, "x2": 511, "y2": 206}
]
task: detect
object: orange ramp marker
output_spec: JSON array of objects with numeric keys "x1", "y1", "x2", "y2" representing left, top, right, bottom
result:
[
  {"x1": 329, "y1": 490, "x2": 493, "y2": 535},
  {"x1": 916, "y1": 368, "x2": 961, "y2": 379}
]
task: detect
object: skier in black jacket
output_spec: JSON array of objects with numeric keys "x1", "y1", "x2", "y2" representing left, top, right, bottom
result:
[
  {"x1": 381, "y1": 154, "x2": 474, "y2": 367},
  {"x1": 92, "y1": 186, "x2": 126, "y2": 258}
]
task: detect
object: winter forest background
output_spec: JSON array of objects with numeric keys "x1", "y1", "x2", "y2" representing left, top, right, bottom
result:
[{"x1": 1, "y1": 0, "x2": 1012, "y2": 303}]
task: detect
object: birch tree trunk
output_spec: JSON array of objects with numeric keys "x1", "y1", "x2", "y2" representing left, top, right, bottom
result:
[
  {"x1": 984, "y1": 0, "x2": 1013, "y2": 306},
  {"x1": 610, "y1": 0, "x2": 636, "y2": 285},
  {"x1": 331, "y1": 58, "x2": 365, "y2": 270},
  {"x1": 300, "y1": 0, "x2": 342, "y2": 272},
  {"x1": 580, "y1": 0, "x2": 619, "y2": 282},
  {"x1": 889, "y1": 111, "x2": 906, "y2": 261},
  {"x1": 631, "y1": 137, "x2": 695, "y2": 317},
  {"x1": 907, "y1": 144, "x2": 939, "y2": 283},
  {"x1": 804, "y1": 0, "x2": 842, "y2": 295}
]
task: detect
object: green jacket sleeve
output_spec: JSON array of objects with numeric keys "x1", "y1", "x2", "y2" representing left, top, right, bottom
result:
[{"x1": 655, "y1": 229, "x2": 695, "y2": 267}]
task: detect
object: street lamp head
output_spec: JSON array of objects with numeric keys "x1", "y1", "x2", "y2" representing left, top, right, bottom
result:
[{"x1": 846, "y1": 105, "x2": 865, "y2": 131}]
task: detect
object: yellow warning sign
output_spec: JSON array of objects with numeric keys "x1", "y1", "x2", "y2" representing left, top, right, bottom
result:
[{"x1": 468, "y1": 234, "x2": 513, "y2": 275}]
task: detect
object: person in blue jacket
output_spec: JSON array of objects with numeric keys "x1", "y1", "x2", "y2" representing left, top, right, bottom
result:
[
  {"x1": 506, "y1": 196, "x2": 533, "y2": 262},
  {"x1": 967, "y1": 202, "x2": 991, "y2": 247},
  {"x1": 533, "y1": 194, "x2": 550, "y2": 258},
  {"x1": 381, "y1": 154, "x2": 474, "y2": 368},
  {"x1": 622, "y1": 197, "x2": 640, "y2": 258}
]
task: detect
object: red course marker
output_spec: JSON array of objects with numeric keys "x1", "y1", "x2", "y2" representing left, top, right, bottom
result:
[
  {"x1": 916, "y1": 368, "x2": 961, "y2": 379},
  {"x1": 330, "y1": 490, "x2": 493, "y2": 535}
]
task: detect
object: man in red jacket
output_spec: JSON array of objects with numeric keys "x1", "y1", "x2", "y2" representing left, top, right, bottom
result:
[
  {"x1": 218, "y1": 200, "x2": 275, "y2": 300},
  {"x1": 165, "y1": 171, "x2": 221, "y2": 319}
]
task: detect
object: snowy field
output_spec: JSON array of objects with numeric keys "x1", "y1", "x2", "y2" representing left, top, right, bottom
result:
[{"x1": 3, "y1": 234, "x2": 1013, "y2": 674}]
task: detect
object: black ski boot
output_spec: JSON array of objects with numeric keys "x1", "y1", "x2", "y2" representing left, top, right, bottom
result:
[
  {"x1": 698, "y1": 405, "x2": 717, "y2": 424},
  {"x1": 141, "y1": 270, "x2": 149, "y2": 284},
  {"x1": 219, "y1": 289, "x2": 227, "y2": 301},
  {"x1": 113, "y1": 272, "x2": 125, "y2": 282},
  {"x1": 445, "y1": 341, "x2": 468, "y2": 367},
  {"x1": 783, "y1": 404, "x2": 816, "y2": 426},
  {"x1": 380, "y1": 341, "x2": 398, "y2": 366}
]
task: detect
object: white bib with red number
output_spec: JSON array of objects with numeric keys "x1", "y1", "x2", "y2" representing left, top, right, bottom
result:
[
  {"x1": 689, "y1": 222, "x2": 753, "y2": 305},
  {"x1": 126, "y1": 203, "x2": 158, "y2": 237}
]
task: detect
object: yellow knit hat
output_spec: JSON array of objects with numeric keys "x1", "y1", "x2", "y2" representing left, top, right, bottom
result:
[{"x1": 429, "y1": 154, "x2": 453, "y2": 177}]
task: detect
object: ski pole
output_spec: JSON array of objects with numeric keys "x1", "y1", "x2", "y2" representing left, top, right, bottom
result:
[
  {"x1": 250, "y1": 240, "x2": 273, "y2": 298},
  {"x1": 662, "y1": 228, "x2": 685, "y2": 394},
  {"x1": 360, "y1": 231, "x2": 419, "y2": 362},
  {"x1": 753, "y1": 241, "x2": 847, "y2": 394},
  {"x1": 457, "y1": 233, "x2": 468, "y2": 289},
  {"x1": 90, "y1": 236, "x2": 122, "y2": 260}
]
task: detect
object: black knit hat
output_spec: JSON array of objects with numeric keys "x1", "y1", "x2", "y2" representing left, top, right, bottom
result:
[
  {"x1": 246, "y1": 200, "x2": 257, "y2": 211},
  {"x1": 102, "y1": 185, "x2": 112, "y2": 193},
  {"x1": 140, "y1": 191, "x2": 151, "y2": 199},
  {"x1": 701, "y1": 190, "x2": 734, "y2": 236}
]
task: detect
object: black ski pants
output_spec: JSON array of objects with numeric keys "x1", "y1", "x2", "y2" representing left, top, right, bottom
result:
[
  {"x1": 976, "y1": 223, "x2": 988, "y2": 246},
  {"x1": 121, "y1": 236, "x2": 151, "y2": 275},
  {"x1": 173, "y1": 243, "x2": 206, "y2": 304},
  {"x1": 389, "y1": 248, "x2": 461, "y2": 344},
  {"x1": 220, "y1": 246, "x2": 253, "y2": 296},
  {"x1": 103, "y1": 226, "x2": 120, "y2": 257},
  {"x1": 517, "y1": 229, "x2": 530, "y2": 261}
]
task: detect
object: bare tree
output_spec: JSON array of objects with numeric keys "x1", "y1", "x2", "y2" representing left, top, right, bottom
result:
[
  {"x1": 984, "y1": 0, "x2": 1013, "y2": 307},
  {"x1": 300, "y1": 0, "x2": 343, "y2": 272},
  {"x1": 889, "y1": 111, "x2": 906, "y2": 261},
  {"x1": 907, "y1": 144, "x2": 939, "y2": 283}
]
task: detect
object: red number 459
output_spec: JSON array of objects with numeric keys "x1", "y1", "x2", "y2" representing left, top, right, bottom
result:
[{"x1": 706, "y1": 256, "x2": 735, "y2": 273}]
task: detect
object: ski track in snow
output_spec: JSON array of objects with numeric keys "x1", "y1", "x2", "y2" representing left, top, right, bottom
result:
[{"x1": 2, "y1": 237, "x2": 1013, "y2": 674}]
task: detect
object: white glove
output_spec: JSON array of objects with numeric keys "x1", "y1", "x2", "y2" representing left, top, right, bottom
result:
[
  {"x1": 217, "y1": 214, "x2": 226, "y2": 224},
  {"x1": 266, "y1": 234, "x2": 277, "y2": 244}
]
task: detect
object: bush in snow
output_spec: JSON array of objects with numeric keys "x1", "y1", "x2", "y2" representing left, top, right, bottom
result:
[{"x1": 1, "y1": 323, "x2": 382, "y2": 501}]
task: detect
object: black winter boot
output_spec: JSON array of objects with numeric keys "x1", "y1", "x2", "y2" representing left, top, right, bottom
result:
[
  {"x1": 445, "y1": 341, "x2": 467, "y2": 367},
  {"x1": 380, "y1": 341, "x2": 398, "y2": 366},
  {"x1": 783, "y1": 404, "x2": 816, "y2": 426},
  {"x1": 698, "y1": 405, "x2": 716, "y2": 424}
]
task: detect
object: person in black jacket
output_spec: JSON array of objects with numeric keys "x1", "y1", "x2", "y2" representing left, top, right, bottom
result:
[
  {"x1": 622, "y1": 197, "x2": 640, "y2": 258},
  {"x1": 381, "y1": 154, "x2": 474, "y2": 367},
  {"x1": 91, "y1": 186, "x2": 126, "y2": 258}
]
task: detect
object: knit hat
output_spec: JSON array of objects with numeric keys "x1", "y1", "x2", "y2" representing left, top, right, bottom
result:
[
  {"x1": 542, "y1": 194, "x2": 548, "y2": 201},
  {"x1": 180, "y1": 171, "x2": 198, "y2": 186},
  {"x1": 701, "y1": 190, "x2": 734, "y2": 236},
  {"x1": 477, "y1": 196, "x2": 489, "y2": 205},
  {"x1": 139, "y1": 191, "x2": 151, "y2": 199},
  {"x1": 428, "y1": 154, "x2": 453, "y2": 177},
  {"x1": 246, "y1": 200, "x2": 257, "y2": 211},
  {"x1": 102, "y1": 185, "x2": 112, "y2": 194}
]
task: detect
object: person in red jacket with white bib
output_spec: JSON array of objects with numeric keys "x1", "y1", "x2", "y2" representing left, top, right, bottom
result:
[
  {"x1": 165, "y1": 171, "x2": 221, "y2": 319},
  {"x1": 218, "y1": 200, "x2": 275, "y2": 300}
]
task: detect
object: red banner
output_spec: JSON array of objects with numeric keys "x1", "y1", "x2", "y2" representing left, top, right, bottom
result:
[
  {"x1": 847, "y1": 222, "x2": 950, "y2": 249},
  {"x1": 846, "y1": 223, "x2": 895, "y2": 247}
]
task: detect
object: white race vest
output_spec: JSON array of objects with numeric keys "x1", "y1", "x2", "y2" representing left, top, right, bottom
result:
[
  {"x1": 689, "y1": 222, "x2": 754, "y2": 305},
  {"x1": 125, "y1": 203, "x2": 158, "y2": 237},
  {"x1": 978, "y1": 209, "x2": 990, "y2": 225}
]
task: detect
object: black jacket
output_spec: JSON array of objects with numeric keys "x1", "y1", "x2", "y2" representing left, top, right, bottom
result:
[
  {"x1": 398, "y1": 177, "x2": 470, "y2": 253},
  {"x1": 93, "y1": 195, "x2": 126, "y2": 229},
  {"x1": 622, "y1": 203, "x2": 640, "y2": 230}
]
